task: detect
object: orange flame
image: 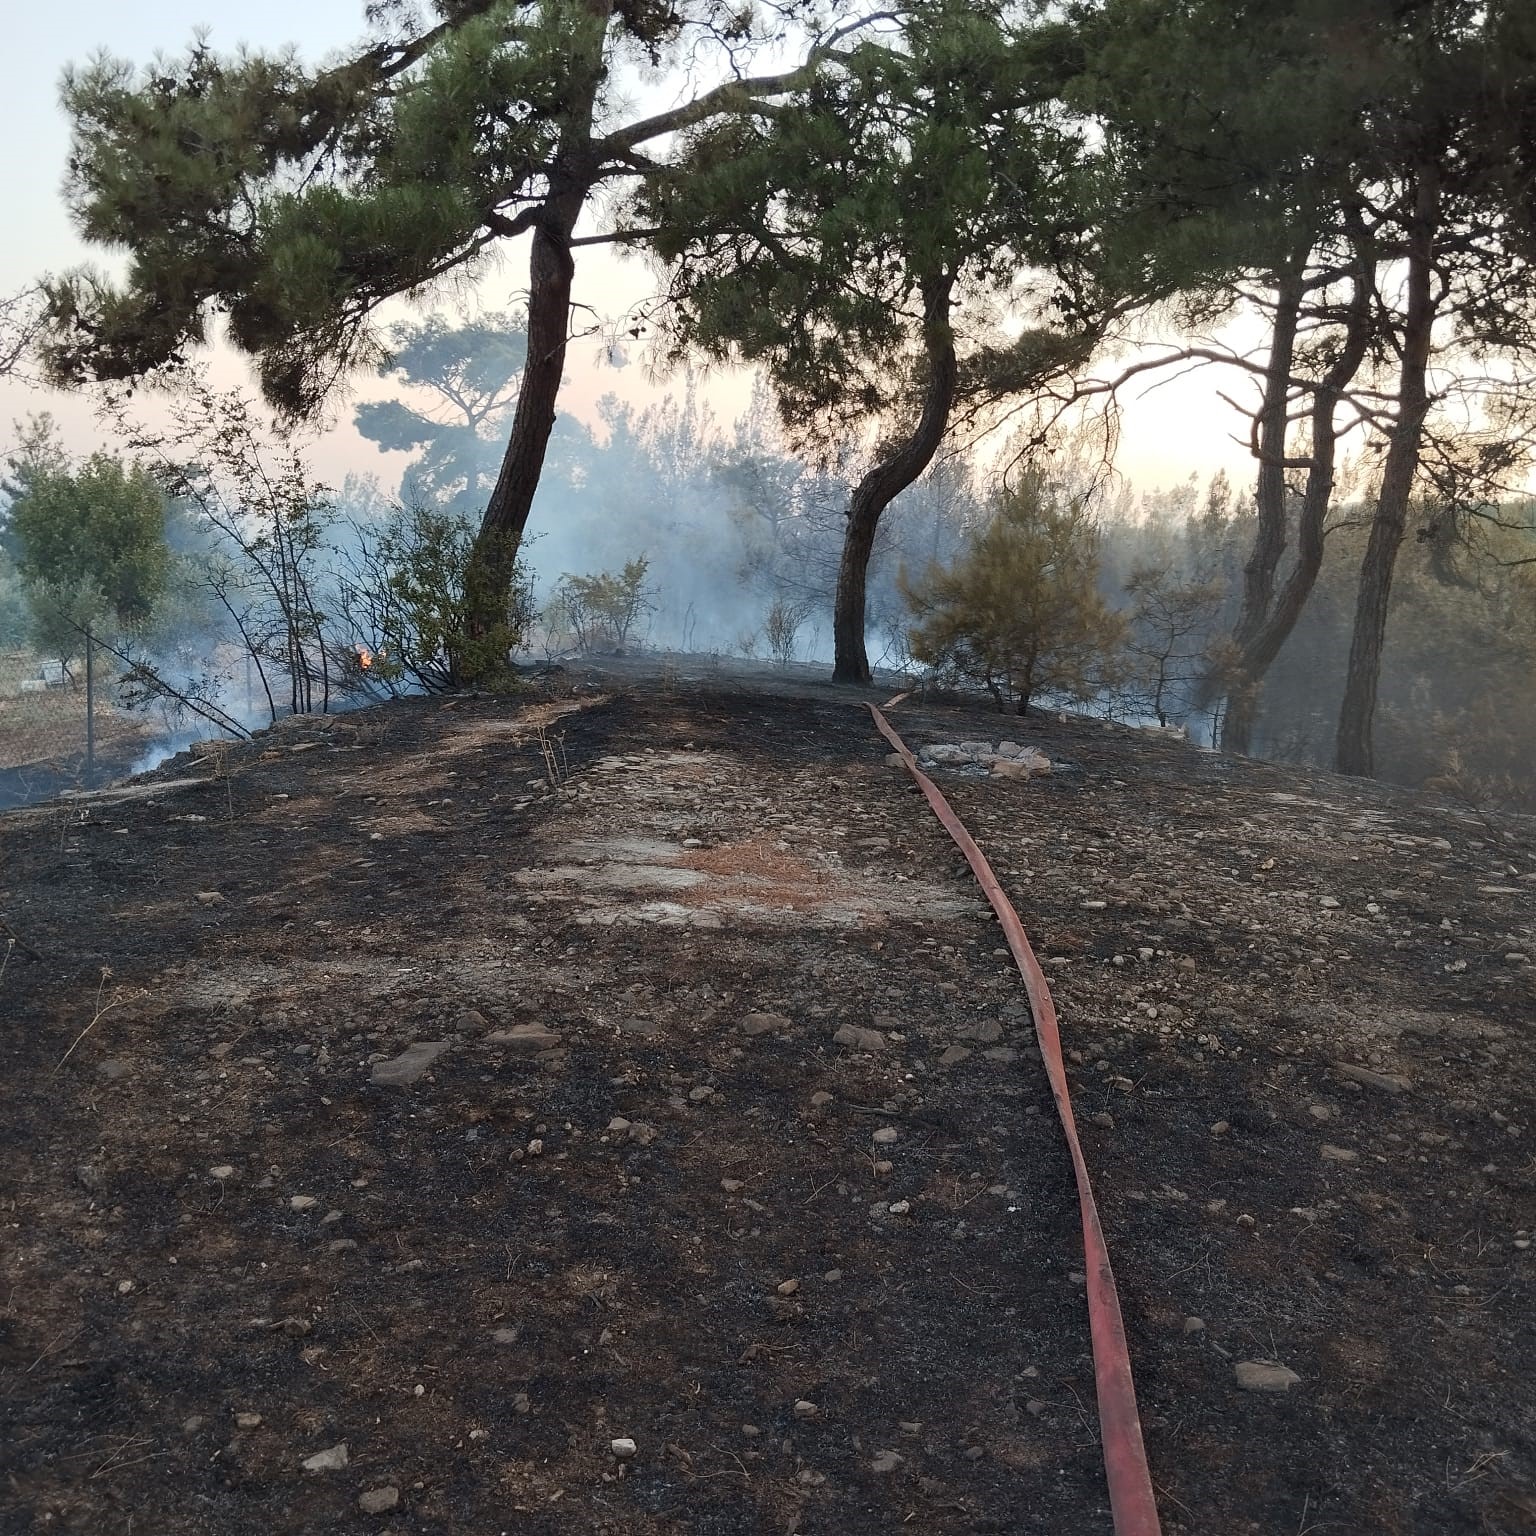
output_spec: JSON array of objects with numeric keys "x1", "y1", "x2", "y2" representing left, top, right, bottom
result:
[{"x1": 355, "y1": 644, "x2": 373, "y2": 670}]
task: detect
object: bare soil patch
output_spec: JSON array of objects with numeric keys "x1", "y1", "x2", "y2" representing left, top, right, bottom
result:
[{"x1": 1, "y1": 670, "x2": 1532, "y2": 1535}]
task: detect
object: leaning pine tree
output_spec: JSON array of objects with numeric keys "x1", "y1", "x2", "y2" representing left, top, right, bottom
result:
[
  {"x1": 637, "y1": 0, "x2": 1120, "y2": 684},
  {"x1": 39, "y1": 0, "x2": 875, "y2": 681}
]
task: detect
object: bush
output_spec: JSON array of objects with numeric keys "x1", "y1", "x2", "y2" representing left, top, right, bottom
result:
[
  {"x1": 901, "y1": 476, "x2": 1125, "y2": 714},
  {"x1": 548, "y1": 558, "x2": 654, "y2": 655}
]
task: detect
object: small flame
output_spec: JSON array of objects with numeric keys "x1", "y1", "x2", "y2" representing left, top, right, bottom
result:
[{"x1": 355, "y1": 644, "x2": 373, "y2": 670}]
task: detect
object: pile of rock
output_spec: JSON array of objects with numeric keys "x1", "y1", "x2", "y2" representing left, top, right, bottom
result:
[{"x1": 915, "y1": 740, "x2": 1053, "y2": 780}]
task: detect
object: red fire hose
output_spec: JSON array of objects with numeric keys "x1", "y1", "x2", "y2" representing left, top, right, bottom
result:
[{"x1": 870, "y1": 705, "x2": 1163, "y2": 1536}]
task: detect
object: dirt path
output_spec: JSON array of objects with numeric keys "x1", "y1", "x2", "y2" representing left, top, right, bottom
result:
[{"x1": 1, "y1": 679, "x2": 1532, "y2": 1534}]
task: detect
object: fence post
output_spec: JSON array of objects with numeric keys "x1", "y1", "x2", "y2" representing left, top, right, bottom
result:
[{"x1": 85, "y1": 623, "x2": 95, "y2": 785}]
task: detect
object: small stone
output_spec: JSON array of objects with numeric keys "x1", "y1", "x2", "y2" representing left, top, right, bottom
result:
[
  {"x1": 195, "y1": 891, "x2": 225, "y2": 906},
  {"x1": 1183, "y1": 1317, "x2": 1205, "y2": 1335},
  {"x1": 888, "y1": 1200, "x2": 911, "y2": 1215},
  {"x1": 607, "y1": 1116, "x2": 632, "y2": 1133},
  {"x1": 1091, "y1": 1112, "x2": 1115, "y2": 1129},
  {"x1": 610, "y1": 1437, "x2": 638, "y2": 1459},
  {"x1": 301, "y1": 1442, "x2": 349, "y2": 1472},
  {"x1": 1210, "y1": 1120, "x2": 1230, "y2": 1136},
  {"x1": 1236, "y1": 1213, "x2": 1257, "y2": 1230},
  {"x1": 235, "y1": 1412, "x2": 263, "y2": 1429},
  {"x1": 964, "y1": 1445, "x2": 985, "y2": 1461},
  {"x1": 1026, "y1": 1398, "x2": 1046, "y2": 1416},
  {"x1": 492, "y1": 1327, "x2": 520, "y2": 1345},
  {"x1": 870, "y1": 1449, "x2": 904, "y2": 1474},
  {"x1": 1234, "y1": 1361, "x2": 1301, "y2": 1393},
  {"x1": 961, "y1": 1019, "x2": 1005, "y2": 1044},
  {"x1": 793, "y1": 1400, "x2": 819, "y2": 1419},
  {"x1": 776, "y1": 1278, "x2": 800, "y2": 1296},
  {"x1": 741, "y1": 1012, "x2": 789, "y2": 1036},
  {"x1": 872, "y1": 1127, "x2": 899, "y2": 1145},
  {"x1": 1320, "y1": 1144, "x2": 1359, "y2": 1163},
  {"x1": 1334, "y1": 1062, "x2": 1410, "y2": 1095},
  {"x1": 626, "y1": 1122, "x2": 657, "y2": 1146},
  {"x1": 833, "y1": 1024, "x2": 888, "y2": 1052},
  {"x1": 209, "y1": 1165, "x2": 235, "y2": 1180},
  {"x1": 289, "y1": 1195, "x2": 319, "y2": 1211},
  {"x1": 810, "y1": 1091, "x2": 834, "y2": 1107},
  {"x1": 358, "y1": 1487, "x2": 400, "y2": 1515},
  {"x1": 182, "y1": 1416, "x2": 206, "y2": 1433},
  {"x1": 1319, "y1": 896, "x2": 1340, "y2": 909},
  {"x1": 823, "y1": 1269, "x2": 843, "y2": 1283},
  {"x1": 873, "y1": 1160, "x2": 893, "y2": 1176},
  {"x1": 370, "y1": 1040, "x2": 451, "y2": 1087},
  {"x1": 938, "y1": 1045, "x2": 972, "y2": 1067},
  {"x1": 485, "y1": 1023, "x2": 564, "y2": 1053},
  {"x1": 688, "y1": 1085, "x2": 713, "y2": 1102}
]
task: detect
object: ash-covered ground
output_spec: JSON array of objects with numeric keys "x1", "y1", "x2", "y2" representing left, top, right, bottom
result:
[{"x1": 2, "y1": 662, "x2": 1532, "y2": 1535}]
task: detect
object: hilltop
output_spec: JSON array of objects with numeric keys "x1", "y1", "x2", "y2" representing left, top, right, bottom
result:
[{"x1": 2, "y1": 664, "x2": 1533, "y2": 1535}]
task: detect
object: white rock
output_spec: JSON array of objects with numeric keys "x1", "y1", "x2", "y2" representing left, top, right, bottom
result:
[
  {"x1": 301, "y1": 1442, "x2": 349, "y2": 1472},
  {"x1": 610, "y1": 1437, "x2": 638, "y2": 1459},
  {"x1": 1234, "y1": 1361, "x2": 1300, "y2": 1393}
]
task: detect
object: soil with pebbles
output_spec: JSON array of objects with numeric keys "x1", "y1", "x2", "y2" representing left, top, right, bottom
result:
[{"x1": 1, "y1": 664, "x2": 1533, "y2": 1536}]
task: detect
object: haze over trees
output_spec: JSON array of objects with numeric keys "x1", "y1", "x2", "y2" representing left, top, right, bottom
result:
[{"x1": 8, "y1": 0, "x2": 1534, "y2": 806}]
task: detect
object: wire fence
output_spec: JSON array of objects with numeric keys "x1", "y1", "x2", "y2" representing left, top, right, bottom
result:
[{"x1": 0, "y1": 638, "x2": 163, "y2": 810}]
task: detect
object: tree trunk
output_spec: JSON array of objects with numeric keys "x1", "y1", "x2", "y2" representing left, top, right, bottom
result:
[
  {"x1": 1219, "y1": 258, "x2": 1372, "y2": 754},
  {"x1": 832, "y1": 274, "x2": 957, "y2": 685},
  {"x1": 459, "y1": 0, "x2": 614, "y2": 681},
  {"x1": 1215, "y1": 259, "x2": 1303, "y2": 751},
  {"x1": 1336, "y1": 169, "x2": 1439, "y2": 777}
]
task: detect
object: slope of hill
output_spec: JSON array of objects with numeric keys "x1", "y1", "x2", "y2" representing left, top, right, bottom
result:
[{"x1": 2, "y1": 669, "x2": 1533, "y2": 1534}]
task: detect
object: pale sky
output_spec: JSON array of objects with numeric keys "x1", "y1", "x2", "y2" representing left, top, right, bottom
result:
[{"x1": 0, "y1": 2, "x2": 1255, "y2": 500}]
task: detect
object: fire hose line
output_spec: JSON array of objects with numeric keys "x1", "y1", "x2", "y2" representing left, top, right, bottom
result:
[{"x1": 869, "y1": 704, "x2": 1163, "y2": 1536}]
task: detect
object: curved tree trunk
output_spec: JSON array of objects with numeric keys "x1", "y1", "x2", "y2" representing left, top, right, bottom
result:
[
  {"x1": 832, "y1": 274, "x2": 957, "y2": 685},
  {"x1": 1336, "y1": 168, "x2": 1439, "y2": 777},
  {"x1": 1219, "y1": 258, "x2": 1373, "y2": 753}
]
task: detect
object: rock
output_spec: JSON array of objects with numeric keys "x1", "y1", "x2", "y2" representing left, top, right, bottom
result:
[
  {"x1": 289, "y1": 1195, "x2": 319, "y2": 1211},
  {"x1": 75, "y1": 1165, "x2": 104, "y2": 1194},
  {"x1": 1183, "y1": 1317, "x2": 1205, "y2": 1335},
  {"x1": 741, "y1": 1012, "x2": 790, "y2": 1036},
  {"x1": 919, "y1": 744, "x2": 969, "y2": 765},
  {"x1": 209, "y1": 1165, "x2": 235, "y2": 1180},
  {"x1": 301, "y1": 1442, "x2": 349, "y2": 1472},
  {"x1": 688, "y1": 1085, "x2": 713, "y2": 1102},
  {"x1": 182, "y1": 1415, "x2": 205, "y2": 1433},
  {"x1": 358, "y1": 1487, "x2": 400, "y2": 1515},
  {"x1": 1091, "y1": 1112, "x2": 1115, "y2": 1129},
  {"x1": 610, "y1": 1438, "x2": 638, "y2": 1459},
  {"x1": 1234, "y1": 1361, "x2": 1300, "y2": 1393},
  {"x1": 607, "y1": 1116, "x2": 632, "y2": 1133},
  {"x1": 833, "y1": 1024, "x2": 888, "y2": 1051},
  {"x1": 370, "y1": 1041, "x2": 450, "y2": 1087},
  {"x1": 1320, "y1": 1144, "x2": 1359, "y2": 1163},
  {"x1": 492, "y1": 1327, "x2": 520, "y2": 1344},
  {"x1": 485, "y1": 1024, "x2": 564, "y2": 1053},
  {"x1": 721, "y1": 1178, "x2": 745, "y2": 1192},
  {"x1": 626, "y1": 1122, "x2": 658, "y2": 1146},
  {"x1": 1210, "y1": 1120, "x2": 1230, "y2": 1137},
  {"x1": 194, "y1": 891, "x2": 225, "y2": 906},
  {"x1": 959, "y1": 740, "x2": 994, "y2": 758},
  {"x1": 792, "y1": 1400, "x2": 819, "y2": 1419},
  {"x1": 1319, "y1": 896, "x2": 1340, "y2": 909},
  {"x1": 888, "y1": 1200, "x2": 912, "y2": 1215},
  {"x1": 776, "y1": 1278, "x2": 800, "y2": 1296},
  {"x1": 873, "y1": 1126, "x2": 899, "y2": 1145},
  {"x1": 870, "y1": 1449, "x2": 905, "y2": 1473},
  {"x1": 809, "y1": 1090, "x2": 834, "y2": 1107},
  {"x1": 938, "y1": 1045, "x2": 972, "y2": 1067},
  {"x1": 960, "y1": 1019, "x2": 1004, "y2": 1044},
  {"x1": 235, "y1": 1412, "x2": 263, "y2": 1429},
  {"x1": 1334, "y1": 1062, "x2": 1410, "y2": 1095}
]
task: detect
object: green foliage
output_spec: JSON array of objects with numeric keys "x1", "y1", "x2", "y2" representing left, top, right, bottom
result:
[
  {"x1": 2, "y1": 419, "x2": 171, "y2": 655},
  {"x1": 643, "y1": 1, "x2": 1110, "y2": 441},
  {"x1": 549, "y1": 558, "x2": 654, "y2": 655},
  {"x1": 355, "y1": 506, "x2": 534, "y2": 690},
  {"x1": 902, "y1": 477, "x2": 1125, "y2": 714}
]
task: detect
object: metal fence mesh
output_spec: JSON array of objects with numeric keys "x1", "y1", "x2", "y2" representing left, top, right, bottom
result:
[{"x1": 0, "y1": 646, "x2": 159, "y2": 810}]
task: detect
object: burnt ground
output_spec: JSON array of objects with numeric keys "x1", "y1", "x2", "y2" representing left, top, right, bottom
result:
[{"x1": 1, "y1": 663, "x2": 1533, "y2": 1536}]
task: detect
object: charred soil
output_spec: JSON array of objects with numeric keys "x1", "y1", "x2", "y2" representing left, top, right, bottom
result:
[{"x1": 1, "y1": 669, "x2": 1533, "y2": 1535}]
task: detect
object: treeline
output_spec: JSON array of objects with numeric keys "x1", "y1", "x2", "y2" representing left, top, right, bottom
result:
[{"x1": 5, "y1": 0, "x2": 1535, "y2": 798}]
